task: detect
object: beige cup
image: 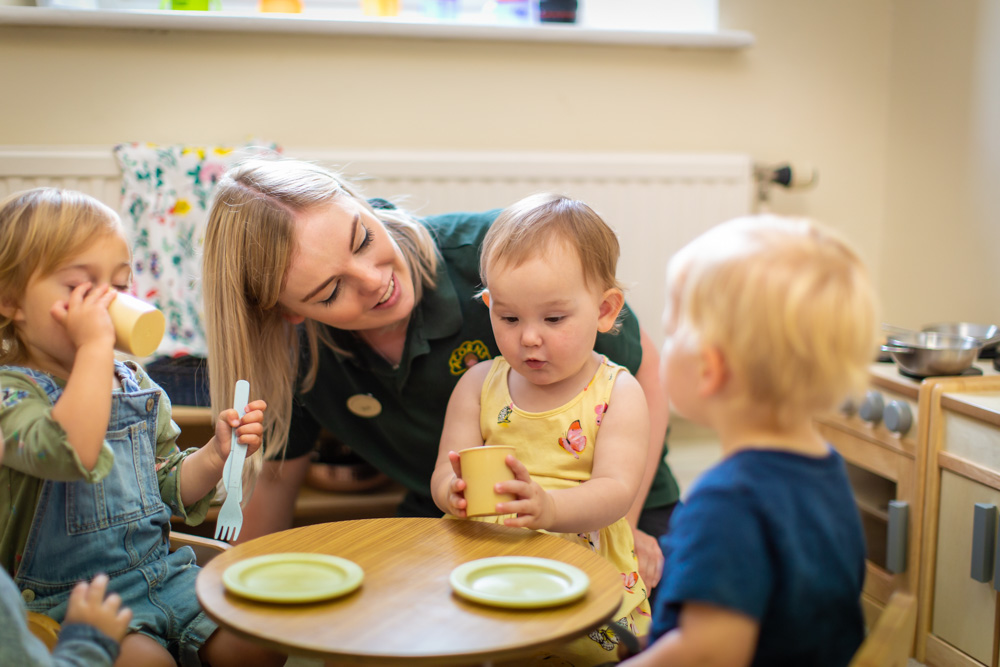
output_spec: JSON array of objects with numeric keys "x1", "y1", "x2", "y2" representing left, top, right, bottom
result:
[
  {"x1": 108, "y1": 292, "x2": 166, "y2": 358},
  {"x1": 460, "y1": 445, "x2": 516, "y2": 517}
]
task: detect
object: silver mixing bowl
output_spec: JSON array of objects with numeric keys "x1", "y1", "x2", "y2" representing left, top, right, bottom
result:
[{"x1": 882, "y1": 331, "x2": 983, "y2": 377}]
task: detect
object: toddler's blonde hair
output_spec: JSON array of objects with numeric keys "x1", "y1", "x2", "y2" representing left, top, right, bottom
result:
[
  {"x1": 0, "y1": 188, "x2": 124, "y2": 364},
  {"x1": 665, "y1": 214, "x2": 879, "y2": 426}
]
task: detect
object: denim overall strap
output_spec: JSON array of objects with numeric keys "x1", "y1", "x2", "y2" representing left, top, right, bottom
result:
[{"x1": 11, "y1": 362, "x2": 172, "y2": 598}]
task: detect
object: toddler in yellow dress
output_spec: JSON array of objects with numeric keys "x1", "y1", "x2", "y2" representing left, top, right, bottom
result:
[{"x1": 431, "y1": 193, "x2": 652, "y2": 665}]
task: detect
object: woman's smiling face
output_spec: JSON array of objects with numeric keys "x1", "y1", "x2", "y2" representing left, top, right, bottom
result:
[{"x1": 277, "y1": 197, "x2": 414, "y2": 332}]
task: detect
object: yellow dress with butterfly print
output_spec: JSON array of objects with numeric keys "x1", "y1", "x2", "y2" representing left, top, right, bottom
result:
[{"x1": 474, "y1": 355, "x2": 651, "y2": 665}]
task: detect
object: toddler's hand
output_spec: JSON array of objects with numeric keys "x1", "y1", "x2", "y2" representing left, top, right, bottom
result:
[
  {"x1": 50, "y1": 283, "x2": 117, "y2": 352},
  {"x1": 445, "y1": 450, "x2": 469, "y2": 517},
  {"x1": 213, "y1": 399, "x2": 267, "y2": 461},
  {"x1": 63, "y1": 574, "x2": 132, "y2": 643},
  {"x1": 495, "y1": 455, "x2": 555, "y2": 530}
]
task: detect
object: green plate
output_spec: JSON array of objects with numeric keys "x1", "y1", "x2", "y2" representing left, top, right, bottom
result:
[
  {"x1": 222, "y1": 553, "x2": 363, "y2": 604},
  {"x1": 449, "y1": 556, "x2": 589, "y2": 609}
]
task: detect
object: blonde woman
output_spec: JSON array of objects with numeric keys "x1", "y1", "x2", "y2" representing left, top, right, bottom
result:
[{"x1": 202, "y1": 158, "x2": 679, "y2": 591}]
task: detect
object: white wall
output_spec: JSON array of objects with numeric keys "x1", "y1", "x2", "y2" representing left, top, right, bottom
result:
[
  {"x1": 4, "y1": 0, "x2": 942, "y2": 329},
  {"x1": 881, "y1": 0, "x2": 1000, "y2": 329}
]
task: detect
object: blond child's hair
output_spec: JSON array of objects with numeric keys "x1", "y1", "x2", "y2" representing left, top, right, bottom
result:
[
  {"x1": 665, "y1": 214, "x2": 879, "y2": 427},
  {"x1": 479, "y1": 193, "x2": 625, "y2": 330},
  {"x1": 0, "y1": 188, "x2": 125, "y2": 365},
  {"x1": 202, "y1": 157, "x2": 439, "y2": 469}
]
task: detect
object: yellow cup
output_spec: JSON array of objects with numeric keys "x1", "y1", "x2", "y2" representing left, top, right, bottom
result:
[
  {"x1": 108, "y1": 292, "x2": 166, "y2": 358},
  {"x1": 362, "y1": 0, "x2": 399, "y2": 16},
  {"x1": 459, "y1": 445, "x2": 516, "y2": 517}
]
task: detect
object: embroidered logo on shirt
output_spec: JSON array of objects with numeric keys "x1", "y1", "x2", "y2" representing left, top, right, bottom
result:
[{"x1": 448, "y1": 340, "x2": 491, "y2": 375}]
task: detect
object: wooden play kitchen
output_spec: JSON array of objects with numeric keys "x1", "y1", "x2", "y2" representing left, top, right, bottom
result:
[{"x1": 818, "y1": 356, "x2": 1000, "y2": 666}]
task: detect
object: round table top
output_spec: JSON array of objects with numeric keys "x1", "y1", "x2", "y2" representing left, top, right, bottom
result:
[{"x1": 195, "y1": 517, "x2": 624, "y2": 665}]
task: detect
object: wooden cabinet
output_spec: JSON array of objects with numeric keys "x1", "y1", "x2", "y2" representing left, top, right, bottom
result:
[
  {"x1": 918, "y1": 376, "x2": 1000, "y2": 667},
  {"x1": 815, "y1": 368, "x2": 924, "y2": 629}
]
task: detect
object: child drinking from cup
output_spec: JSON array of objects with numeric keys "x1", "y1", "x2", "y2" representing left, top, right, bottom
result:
[
  {"x1": 431, "y1": 193, "x2": 652, "y2": 663},
  {"x1": 0, "y1": 420, "x2": 133, "y2": 666},
  {"x1": 0, "y1": 188, "x2": 284, "y2": 667},
  {"x1": 621, "y1": 215, "x2": 876, "y2": 666}
]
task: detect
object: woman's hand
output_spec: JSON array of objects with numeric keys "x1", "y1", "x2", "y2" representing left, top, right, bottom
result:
[
  {"x1": 441, "y1": 450, "x2": 469, "y2": 517},
  {"x1": 631, "y1": 526, "x2": 665, "y2": 588},
  {"x1": 496, "y1": 455, "x2": 556, "y2": 530},
  {"x1": 210, "y1": 399, "x2": 267, "y2": 466},
  {"x1": 63, "y1": 573, "x2": 132, "y2": 644}
]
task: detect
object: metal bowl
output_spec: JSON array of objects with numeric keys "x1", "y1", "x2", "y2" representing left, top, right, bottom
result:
[
  {"x1": 882, "y1": 331, "x2": 983, "y2": 377},
  {"x1": 921, "y1": 322, "x2": 999, "y2": 350}
]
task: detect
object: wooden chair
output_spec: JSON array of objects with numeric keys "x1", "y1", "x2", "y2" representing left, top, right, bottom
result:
[
  {"x1": 25, "y1": 532, "x2": 230, "y2": 651},
  {"x1": 849, "y1": 591, "x2": 918, "y2": 667}
]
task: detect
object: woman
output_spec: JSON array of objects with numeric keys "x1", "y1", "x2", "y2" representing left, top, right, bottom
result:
[{"x1": 201, "y1": 157, "x2": 679, "y2": 588}]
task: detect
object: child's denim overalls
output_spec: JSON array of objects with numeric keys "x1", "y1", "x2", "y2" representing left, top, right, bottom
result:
[{"x1": 5, "y1": 361, "x2": 216, "y2": 665}]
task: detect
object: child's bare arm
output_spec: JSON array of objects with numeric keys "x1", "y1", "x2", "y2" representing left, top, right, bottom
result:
[
  {"x1": 49, "y1": 284, "x2": 117, "y2": 471},
  {"x1": 499, "y1": 373, "x2": 649, "y2": 533},
  {"x1": 177, "y1": 399, "x2": 267, "y2": 506},
  {"x1": 621, "y1": 602, "x2": 758, "y2": 667},
  {"x1": 431, "y1": 363, "x2": 490, "y2": 516}
]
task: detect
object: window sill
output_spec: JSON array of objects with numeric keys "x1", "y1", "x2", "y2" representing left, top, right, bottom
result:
[{"x1": 0, "y1": 6, "x2": 754, "y2": 48}]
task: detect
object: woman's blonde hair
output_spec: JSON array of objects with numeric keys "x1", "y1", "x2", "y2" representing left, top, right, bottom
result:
[
  {"x1": 479, "y1": 193, "x2": 625, "y2": 331},
  {"x1": 665, "y1": 214, "x2": 879, "y2": 427},
  {"x1": 0, "y1": 188, "x2": 124, "y2": 364},
  {"x1": 202, "y1": 157, "x2": 439, "y2": 486}
]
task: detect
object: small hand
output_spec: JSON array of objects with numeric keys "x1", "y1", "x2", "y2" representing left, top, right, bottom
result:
[
  {"x1": 63, "y1": 573, "x2": 132, "y2": 644},
  {"x1": 445, "y1": 450, "x2": 468, "y2": 517},
  {"x1": 50, "y1": 283, "x2": 117, "y2": 352},
  {"x1": 495, "y1": 455, "x2": 555, "y2": 530},
  {"x1": 631, "y1": 526, "x2": 664, "y2": 588},
  {"x1": 213, "y1": 398, "x2": 267, "y2": 463}
]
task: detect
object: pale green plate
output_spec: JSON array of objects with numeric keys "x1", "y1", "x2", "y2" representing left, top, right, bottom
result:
[
  {"x1": 449, "y1": 556, "x2": 590, "y2": 609},
  {"x1": 222, "y1": 553, "x2": 363, "y2": 604}
]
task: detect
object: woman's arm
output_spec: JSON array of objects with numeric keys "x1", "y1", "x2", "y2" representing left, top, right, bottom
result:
[
  {"x1": 431, "y1": 362, "x2": 491, "y2": 516},
  {"x1": 627, "y1": 326, "x2": 671, "y2": 586},
  {"x1": 621, "y1": 602, "x2": 758, "y2": 667},
  {"x1": 499, "y1": 371, "x2": 649, "y2": 534}
]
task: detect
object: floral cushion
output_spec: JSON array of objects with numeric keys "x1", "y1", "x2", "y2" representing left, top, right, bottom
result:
[{"x1": 114, "y1": 142, "x2": 279, "y2": 358}]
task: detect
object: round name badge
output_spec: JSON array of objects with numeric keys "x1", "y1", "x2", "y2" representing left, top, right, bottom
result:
[{"x1": 347, "y1": 394, "x2": 382, "y2": 418}]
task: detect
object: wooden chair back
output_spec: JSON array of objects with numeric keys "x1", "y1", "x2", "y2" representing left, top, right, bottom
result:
[{"x1": 849, "y1": 592, "x2": 917, "y2": 667}]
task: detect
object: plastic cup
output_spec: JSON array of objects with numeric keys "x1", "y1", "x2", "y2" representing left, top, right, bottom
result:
[
  {"x1": 108, "y1": 292, "x2": 166, "y2": 358},
  {"x1": 459, "y1": 445, "x2": 516, "y2": 517}
]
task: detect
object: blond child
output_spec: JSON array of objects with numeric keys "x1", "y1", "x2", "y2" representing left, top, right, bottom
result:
[
  {"x1": 431, "y1": 193, "x2": 652, "y2": 664},
  {"x1": 0, "y1": 188, "x2": 284, "y2": 667},
  {"x1": 622, "y1": 215, "x2": 877, "y2": 666}
]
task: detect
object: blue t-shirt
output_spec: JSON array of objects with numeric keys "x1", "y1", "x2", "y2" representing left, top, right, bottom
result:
[{"x1": 653, "y1": 447, "x2": 866, "y2": 667}]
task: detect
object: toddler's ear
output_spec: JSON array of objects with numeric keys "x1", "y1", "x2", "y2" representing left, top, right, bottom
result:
[
  {"x1": 0, "y1": 297, "x2": 22, "y2": 322},
  {"x1": 698, "y1": 344, "x2": 728, "y2": 398},
  {"x1": 597, "y1": 288, "x2": 625, "y2": 333}
]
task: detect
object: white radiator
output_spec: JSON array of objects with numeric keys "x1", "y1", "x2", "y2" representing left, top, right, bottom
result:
[{"x1": 0, "y1": 146, "x2": 753, "y2": 346}]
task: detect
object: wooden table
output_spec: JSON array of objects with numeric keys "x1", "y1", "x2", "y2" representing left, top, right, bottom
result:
[{"x1": 195, "y1": 517, "x2": 623, "y2": 665}]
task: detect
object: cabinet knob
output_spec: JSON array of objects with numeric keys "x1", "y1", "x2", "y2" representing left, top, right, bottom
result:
[
  {"x1": 884, "y1": 400, "x2": 913, "y2": 436},
  {"x1": 858, "y1": 391, "x2": 884, "y2": 424},
  {"x1": 839, "y1": 398, "x2": 856, "y2": 416}
]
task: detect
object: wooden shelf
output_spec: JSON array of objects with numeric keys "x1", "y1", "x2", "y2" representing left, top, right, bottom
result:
[{"x1": 0, "y1": 6, "x2": 755, "y2": 48}]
